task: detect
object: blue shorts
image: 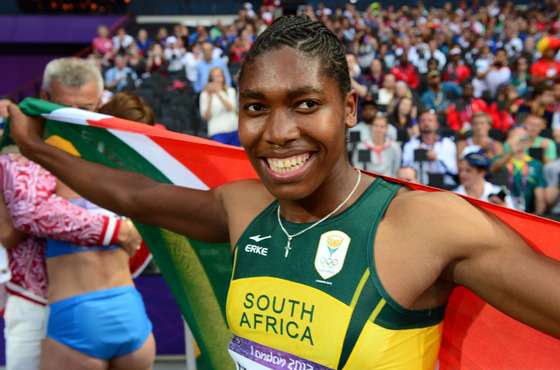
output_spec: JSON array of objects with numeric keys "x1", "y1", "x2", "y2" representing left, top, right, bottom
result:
[{"x1": 47, "y1": 286, "x2": 152, "y2": 360}]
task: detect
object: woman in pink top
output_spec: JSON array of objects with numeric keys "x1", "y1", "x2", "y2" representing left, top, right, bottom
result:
[{"x1": 92, "y1": 25, "x2": 113, "y2": 58}]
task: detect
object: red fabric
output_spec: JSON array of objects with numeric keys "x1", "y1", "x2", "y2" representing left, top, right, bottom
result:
[
  {"x1": 447, "y1": 99, "x2": 489, "y2": 131},
  {"x1": 530, "y1": 59, "x2": 560, "y2": 79},
  {"x1": 379, "y1": 176, "x2": 560, "y2": 370},
  {"x1": 488, "y1": 101, "x2": 520, "y2": 133},
  {"x1": 88, "y1": 117, "x2": 560, "y2": 369},
  {"x1": 390, "y1": 64, "x2": 420, "y2": 89},
  {"x1": 443, "y1": 64, "x2": 471, "y2": 84}
]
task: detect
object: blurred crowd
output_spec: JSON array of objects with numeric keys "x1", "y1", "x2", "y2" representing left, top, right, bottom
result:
[{"x1": 85, "y1": 0, "x2": 560, "y2": 219}]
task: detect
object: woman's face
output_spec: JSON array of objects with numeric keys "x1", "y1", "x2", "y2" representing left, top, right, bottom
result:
[
  {"x1": 238, "y1": 47, "x2": 357, "y2": 200},
  {"x1": 210, "y1": 68, "x2": 225, "y2": 85},
  {"x1": 399, "y1": 98, "x2": 412, "y2": 115},
  {"x1": 98, "y1": 26, "x2": 108, "y2": 38}
]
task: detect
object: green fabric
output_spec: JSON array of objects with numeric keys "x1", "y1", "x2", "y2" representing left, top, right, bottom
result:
[{"x1": 12, "y1": 98, "x2": 235, "y2": 370}]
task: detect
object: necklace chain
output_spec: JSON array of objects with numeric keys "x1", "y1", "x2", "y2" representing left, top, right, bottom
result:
[{"x1": 277, "y1": 170, "x2": 362, "y2": 258}]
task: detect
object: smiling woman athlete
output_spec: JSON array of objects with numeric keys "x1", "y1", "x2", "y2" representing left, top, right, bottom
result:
[{"x1": 4, "y1": 16, "x2": 560, "y2": 370}]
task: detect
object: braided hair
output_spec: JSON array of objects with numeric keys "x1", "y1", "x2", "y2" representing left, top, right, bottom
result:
[{"x1": 239, "y1": 15, "x2": 351, "y2": 96}]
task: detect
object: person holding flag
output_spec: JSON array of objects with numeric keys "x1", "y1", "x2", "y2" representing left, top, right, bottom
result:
[{"x1": 3, "y1": 15, "x2": 560, "y2": 370}]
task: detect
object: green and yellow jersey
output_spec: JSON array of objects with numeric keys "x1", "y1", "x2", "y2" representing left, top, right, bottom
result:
[{"x1": 227, "y1": 177, "x2": 444, "y2": 370}]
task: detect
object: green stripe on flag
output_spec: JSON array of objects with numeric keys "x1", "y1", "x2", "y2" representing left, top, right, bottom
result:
[{"x1": 16, "y1": 98, "x2": 235, "y2": 370}]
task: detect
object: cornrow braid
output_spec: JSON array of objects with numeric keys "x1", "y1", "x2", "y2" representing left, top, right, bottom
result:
[{"x1": 239, "y1": 15, "x2": 351, "y2": 96}]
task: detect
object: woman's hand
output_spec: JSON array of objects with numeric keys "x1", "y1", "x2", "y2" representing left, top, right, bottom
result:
[{"x1": 117, "y1": 218, "x2": 142, "y2": 257}]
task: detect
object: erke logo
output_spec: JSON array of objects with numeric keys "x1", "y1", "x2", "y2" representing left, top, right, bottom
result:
[
  {"x1": 245, "y1": 235, "x2": 271, "y2": 256},
  {"x1": 249, "y1": 234, "x2": 271, "y2": 242}
]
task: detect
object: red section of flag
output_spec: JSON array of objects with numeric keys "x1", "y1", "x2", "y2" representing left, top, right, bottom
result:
[
  {"x1": 379, "y1": 175, "x2": 560, "y2": 369},
  {"x1": 89, "y1": 117, "x2": 560, "y2": 368}
]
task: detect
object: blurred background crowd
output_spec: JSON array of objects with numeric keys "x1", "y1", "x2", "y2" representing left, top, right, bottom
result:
[{"x1": 77, "y1": 0, "x2": 560, "y2": 219}]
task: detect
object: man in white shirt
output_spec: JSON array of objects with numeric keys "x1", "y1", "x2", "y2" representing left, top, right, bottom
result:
[
  {"x1": 485, "y1": 49, "x2": 511, "y2": 98},
  {"x1": 402, "y1": 110, "x2": 457, "y2": 186}
]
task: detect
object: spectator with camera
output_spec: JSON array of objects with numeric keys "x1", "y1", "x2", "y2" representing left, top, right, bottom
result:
[
  {"x1": 199, "y1": 67, "x2": 238, "y2": 146},
  {"x1": 146, "y1": 43, "x2": 167, "y2": 75},
  {"x1": 111, "y1": 27, "x2": 134, "y2": 54},
  {"x1": 164, "y1": 36, "x2": 187, "y2": 74},
  {"x1": 348, "y1": 99, "x2": 381, "y2": 156},
  {"x1": 500, "y1": 114, "x2": 557, "y2": 165},
  {"x1": 402, "y1": 110, "x2": 458, "y2": 186},
  {"x1": 104, "y1": 53, "x2": 138, "y2": 92},
  {"x1": 351, "y1": 115, "x2": 401, "y2": 177},
  {"x1": 454, "y1": 151, "x2": 514, "y2": 208}
]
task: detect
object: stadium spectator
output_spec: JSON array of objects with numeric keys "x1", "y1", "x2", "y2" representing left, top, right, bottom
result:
[
  {"x1": 346, "y1": 53, "x2": 368, "y2": 97},
  {"x1": 391, "y1": 49, "x2": 420, "y2": 90},
  {"x1": 135, "y1": 29, "x2": 152, "y2": 57},
  {"x1": 522, "y1": 113, "x2": 557, "y2": 163},
  {"x1": 156, "y1": 27, "x2": 168, "y2": 45},
  {"x1": 420, "y1": 71, "x2": 450, "y2": 114},
  {"x1": 194, "y1": 42, "x2": 231, "y2": 93},
  {"x1": 365, "y1": 58, "x2": 384, "y2": 96},
  {"x1": 457, "y1": 112, "x2": 503, "y2": 159},
  {"x1": 376, "y1": 73, "x2": 396, "y2": 112},
  {"x1": 544, "y1": 159, "x2": 560, "y2": 219},
  {"x1": 402, "y1": 110, "x2": 458, "y2": 186},
  {"x1": 484, "y1": 49, "x2": 512, "y2": 99},
  {"x1": 112, "y1": 27, "x2": 134, "y2": 53},
  {"x1": 488, "y1": 84, "x2": 522, "y2": 135},
  {"x1": 447, "y1": 81, "x2": 489, "y2": 132},
  {"x1": 530, "y1": 44, "x2": 560, "y2": 84},
  {"x1": 104, "y1": 53, "x2": 138, "y2": 92},
  {"x1": 146, "y1": 43, "x2": 167, "y2": 75},
  {"x1": 396, "y1": 166, "x2": 419, "y2": 183},
  {"x1": 98, "y1": 92, "x2": 156, "y2": 125},
  {"x1": 349, "y1": 99, "x2": 378, "y2": 146},
  {"x1": 199, "y1": 67, "x2": 238, "y2": 145},
  {"x1": 553, "y1": 81, "x2": 560, "y2": 144},
  {"x1": 164, "y1": 36, "x2": 187, "y2": 73},
  {"x1": 454, "y1": 151, "x2": 514, "y2": 208},
  {"x1": 351, "y1": 115, "x2": 401, "y2": 176},
  {"x1": 92, "y1": 25, "x2": 113, "y2": 59},
  {"x1": 495, "y1": 127, "x2": 547, "y2": 214},
  {"x1": 388, "y1": 97, "x2": 419, "y2": 144},
  {"x1": 496, "y1": 114, "x2": 557, "y2": 168},
  {"x1": 127, "y1": 43, "x2": 147, "y2": 77},
  {"x1": 442, "y1": 47, "x2": 471, "y2": 85},
  {"x1": 511, "y1": 56, "x2": 531, "y2": 98}
]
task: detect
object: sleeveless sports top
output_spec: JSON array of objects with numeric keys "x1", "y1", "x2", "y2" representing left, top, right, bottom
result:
[
  {"x1": 226, "y1": 177, "x2": 445, "y2": 370},
  {"x1": 46, "y1": 198, "x2": 120, "y2": 259}
]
